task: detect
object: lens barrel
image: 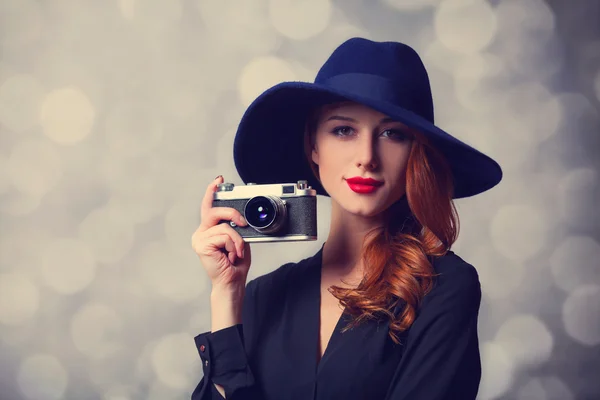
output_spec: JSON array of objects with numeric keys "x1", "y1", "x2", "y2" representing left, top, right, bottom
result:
[{"x1": 244, "y1": 195, "x2": 287, "y2": 234}]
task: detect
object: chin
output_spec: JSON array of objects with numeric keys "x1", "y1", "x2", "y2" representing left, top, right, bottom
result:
[{"x1": 338, "y1": 200, "x2": 387, "y2": 218}]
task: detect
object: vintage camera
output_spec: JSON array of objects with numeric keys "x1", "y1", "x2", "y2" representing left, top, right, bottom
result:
[{"x1": 213, "y1": 180, "x2": 318, "y2": 243}]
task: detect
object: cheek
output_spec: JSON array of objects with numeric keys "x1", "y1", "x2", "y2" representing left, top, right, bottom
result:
[{"x1": 316, "y1": 138, "x2": 346, "y2": 167}]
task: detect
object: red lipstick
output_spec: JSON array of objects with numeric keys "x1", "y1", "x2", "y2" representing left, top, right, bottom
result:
[{"x1": 345, "y1": 177, "x2": 384, "y2": 194}]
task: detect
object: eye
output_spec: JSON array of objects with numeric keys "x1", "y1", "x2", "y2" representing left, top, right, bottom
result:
[
  {"x1": 331, "y1": 126, "x2": 355, "y2": 137},
  {"x1": 381, "y1": 129, "x2": 410, "y2": 141}
]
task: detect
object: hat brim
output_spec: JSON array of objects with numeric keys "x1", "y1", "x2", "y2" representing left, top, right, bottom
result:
[{"x1": 233, "y1": 82, "x2": 502, "y2": 199}]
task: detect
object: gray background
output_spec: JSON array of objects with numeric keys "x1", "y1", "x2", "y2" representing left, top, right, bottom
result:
[{"x1": 0, "y1": 0, "x2": 599, "y2": 399}]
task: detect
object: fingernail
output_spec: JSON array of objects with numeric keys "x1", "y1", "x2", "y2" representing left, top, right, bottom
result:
[
  {"x1": 215, "y1": 175, "x2": 222, "y2": 181},
  {"x1": 238, "y1": 215, "x2": 246, "y2": 225},
  {"x1": 241, "y1": 248, "x2": 245, "y2": 258}
]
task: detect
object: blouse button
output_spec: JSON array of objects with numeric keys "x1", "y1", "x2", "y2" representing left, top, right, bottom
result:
[
  {"x1": 205, "y1": 360, "x2": 209, "y2": 366},
  {"x1": 200, "y1": 344, "x2": 206, "y2": 352}
]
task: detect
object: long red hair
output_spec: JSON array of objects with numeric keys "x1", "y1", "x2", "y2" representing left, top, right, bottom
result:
[{"x1": 304, "y1": 105, "x2": 459, "y2": 344}]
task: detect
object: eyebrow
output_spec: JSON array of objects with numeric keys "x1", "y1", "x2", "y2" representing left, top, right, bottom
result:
[{"x1": 325, "y1": 115, "x2": 399, "y2": 124}]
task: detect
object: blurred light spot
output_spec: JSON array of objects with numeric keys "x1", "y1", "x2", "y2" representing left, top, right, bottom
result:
[
  {"x1": 161, "y1": 168, "x2": 218, "y2": 250},
  {"x1": 493, "y1": 0, "x2": 560, "y2": 79},
  {"x1": 238, "y1": 56, "x2": 297, "y2": 107},
  {"x1": 382, "y1": 0, "x2": 442, "y2": 11},
  {"x1": 162, "y1": 86, "x2": 202, "y2": 121},
  {"x1": 422, "y1": 40, "x2": 464, "y2": 75},
  {"x1": 106, "y1": 178, "x2": 168, "y2": 225},
  {"x1": 164, "y1": 188, "x2": 207, "y2": 254},
  {"x1": 458, "y1": 113, "x2": 534, "y2": 173},
  {"x1": 103, "y1": 384, "x2": 133, "y2": 400},
  {"x1": 151, "y1": 333, "x2": 198, "y2": 389},
  {"x1": 41, "y1": 238, "x2": 97, "y2": 295},
  {"x1": 288, "y1": 60, "x2": 317, "y2": 83},
  {"x1": 495, "y1": 0, "x2": 555, "y2": 38},
  {"x1": 189, "y1": 311, "x2": 210, "y2": 335},
  {"x1": 434, "y1": 0, "x2": 497, "y2": 54},
  {"x1": 118, "y1": 0, "x2": 135, "y2": 20},
  {"x1": 495, "y1": 314, "x2": 553, "y2": 369},
  {"x1": 0, "y1": 74, "x2": 45, "y2": 132},
  {"x1": 40, "y1": 86, "x2": 96, "y2": 145},
  {"x1": 104, "y1": 102, "x2": 164, "y2": 159},
  {"x1": 17, "y1": 354, "x2": 68, "y2": 400},
  {"x1": 86, "y1": 355, "x2": 139, "y2": 393},
  {"x1": 195, "y1": 0, "x2": 280, "y2": 55},
  {"x1": 555, "y1": 92, "x2": 597, "y2": 130},
  {"x1": 0, "y1": 191, "x2": 42, "y2": 216},
  {"x1": 490, "y1": 204, "x2": 549, "y2": 263},
  {"x1": 440, "y1": 117, "x2": 496, "y2": 161},
  {"x1": 550, "y1": 236, "x2": 600, "y2": 293},
  {"x1": 468, "y1": 244, "x2": 523, "y2": 300},
  {"x1": 7, "y1": 139, "x2": 63, "y2": 196},
  {"x1": 562, "y1": 284, "x2": 600, "y2": 346},
  {"x1": 0, "y1": 0, "x2": 43, "y2": 48},
  {"x1": 308, "y1": 16, "x2": 369, "y2": 67},
  {"x1": 98, "y1": 157, "x2": 171, "y2": 225},
  {"x1": 0, "y1": 227, "x2": 49, "y2": 275},
  {"x1": 502, "y1": 83, "x2": 562, "y2": 144},
  {"x1": 78, "y1": 206, "x2": 135, "y2": 265},
  {"x1": 453, "y1": 52, "x2": 507, "y2": 113},
  {"x1": 135, "y1": 241, "x2": 207, "y2": 303},
  {"x1": 118, "y1": 0, "x2": 183, "y2": 37},
  {"x1": 269, "y1": 0, "x2": 332, "y2": 40},
  {"x1": 70, "y1": 303, "x2": 122, "y2": 359},
  {"x1": 517, "y1": 376, "x2": 575, "y2": 400},
  {"x1": 557, "y1": 168, "x2": 599, "y2": 230},
  {"x1": 146, "y1": 382, "x2": 186, "y2": 400},
  {"x1": 0, "y1": 272, "x2": 39, "y2": 326},
  {"x1": 478, "y1": 341, "x2": 514, "y2": 400},
  {"x1": 134, "y1": 340, "x2": 159, "y2": 384},
  {"x1": 215, "y1": 129, "x2": 241, "y2": 179}
]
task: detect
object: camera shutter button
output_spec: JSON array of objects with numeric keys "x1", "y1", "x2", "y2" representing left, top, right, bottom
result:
[{"x1": 217, "y1": 183, "x2": 234, "y2": 191}]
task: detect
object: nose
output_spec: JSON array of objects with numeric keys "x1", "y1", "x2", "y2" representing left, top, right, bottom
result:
[{"x1": 355, "y1": 133, "x2": 378, "y2": 170}]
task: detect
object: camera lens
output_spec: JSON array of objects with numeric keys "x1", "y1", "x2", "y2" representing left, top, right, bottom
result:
[{"x1": 244, "y1": 195, "x2": 287, "y2": 234}]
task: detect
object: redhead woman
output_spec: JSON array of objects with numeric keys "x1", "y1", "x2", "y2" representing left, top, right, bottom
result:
[{"x1": 190, "y1": 38, "x2": 502, "y2": 400}]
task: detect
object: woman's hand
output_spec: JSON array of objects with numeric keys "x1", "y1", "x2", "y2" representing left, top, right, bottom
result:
[{"x1": 191, "y1": 175, "x2": 252, "y2": 291}]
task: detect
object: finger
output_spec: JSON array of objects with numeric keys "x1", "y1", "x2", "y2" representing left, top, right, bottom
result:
[
  {"x1": 200, "y1": 175, "x2": 223, "y2": 223},
  {"x1": 206, "y1": 234, "x2": 237, "y2": 265},
  {"x1": 213, "y1": 235, "x2": 236, "y2": 265},
  {"x1": 202, "y1": 207, "x2": 247, "y2": 230},
  {"x1": 204, "y1": 223, "x2": 246, "y2": 259}
]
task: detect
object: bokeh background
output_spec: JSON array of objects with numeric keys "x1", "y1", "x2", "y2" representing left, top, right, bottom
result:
[{"x1": 1, "y1": 0, "x2": 599, "y2": 399}]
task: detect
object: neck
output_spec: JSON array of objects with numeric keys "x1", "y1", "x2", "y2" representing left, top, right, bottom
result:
[{"x1": 321, "y1": 199, "x2": 388, "y2": 280}]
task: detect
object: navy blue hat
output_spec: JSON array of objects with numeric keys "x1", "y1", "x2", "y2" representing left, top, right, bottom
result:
[{"x1": 233, "y1": 37, "x2": 502, "y2": 199}]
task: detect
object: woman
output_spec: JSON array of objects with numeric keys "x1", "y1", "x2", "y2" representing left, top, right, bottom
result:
[{"x1": 190, "y1": 38, "x2": 502, "y2": 400}]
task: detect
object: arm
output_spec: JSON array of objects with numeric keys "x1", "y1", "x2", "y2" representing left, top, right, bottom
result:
[
  {"x1": 191, "y1": 280, "x2": 265, "y2": 400},
  {"x1": 385, "y1": 264, "x2": 482, "y2": 400}
]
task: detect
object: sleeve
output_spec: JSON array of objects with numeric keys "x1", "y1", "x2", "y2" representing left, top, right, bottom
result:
[
  {"x1": 385, "y1": 263, "x2": 482, "y2": 400},
  {"x1": 190, "y1": 279, "x2": 266, "y2": 400}
]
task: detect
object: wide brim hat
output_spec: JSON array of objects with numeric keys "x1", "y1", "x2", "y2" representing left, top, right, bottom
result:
[{"x1": 233, "y1": 37, "x2": 502, "y2": 199}]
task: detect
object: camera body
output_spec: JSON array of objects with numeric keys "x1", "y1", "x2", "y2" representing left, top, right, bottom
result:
[{"x1": 213, "y1": 180, "x2": 318, "y2": 243}]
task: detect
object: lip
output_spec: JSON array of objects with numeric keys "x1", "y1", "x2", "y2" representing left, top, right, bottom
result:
[
  {"x1": 345, "y1": 177, "x2": 384, "y2": 186},
  {"x1": 345, "y1": 177, "x2": 384, "y2": 194}
]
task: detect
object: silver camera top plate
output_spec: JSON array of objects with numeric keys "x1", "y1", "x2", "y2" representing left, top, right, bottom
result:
[{"x1": 214, "y1": 181, "x2": 317, "y2": 200}]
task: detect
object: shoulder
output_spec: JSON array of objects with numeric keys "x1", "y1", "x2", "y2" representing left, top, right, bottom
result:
[
  {"x1": 425, "y1": 250, "x2": 481, "y2": 308},
  {"x1": 432, "y1": 250, "x2": 480, "y2": 289}
]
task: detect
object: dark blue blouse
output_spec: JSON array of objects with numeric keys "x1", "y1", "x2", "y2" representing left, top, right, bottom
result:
[{"x1": 191, "y1": 244, "x2": 482, "y2": 399}]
